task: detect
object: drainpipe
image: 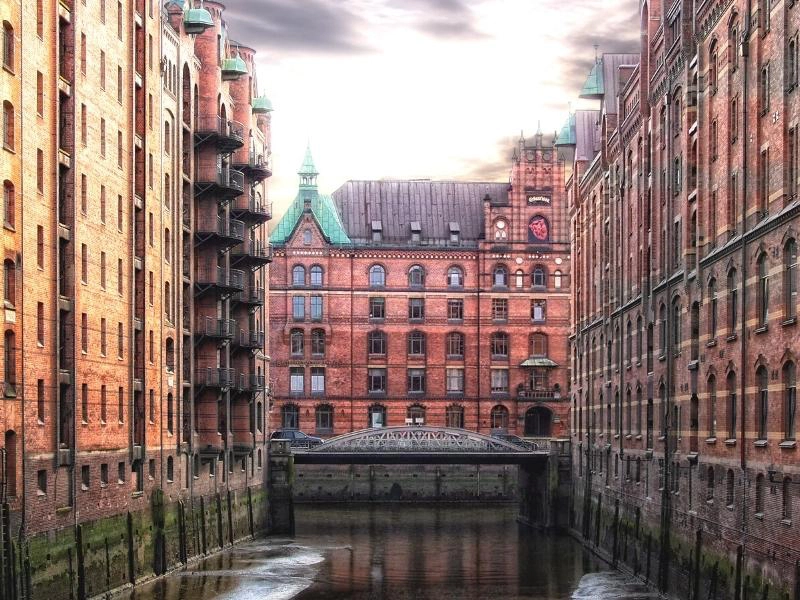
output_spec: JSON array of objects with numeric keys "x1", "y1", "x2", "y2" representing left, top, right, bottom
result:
[
  {"x1": 16, "y1": 0, "x2": 26, "y2": 540},
  {"x1": 349, "y1": 250, "x2": 354, "y2": 432}
]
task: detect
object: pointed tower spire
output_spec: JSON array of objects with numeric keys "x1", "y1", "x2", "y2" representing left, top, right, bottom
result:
[
  {"x1": 535, "y1": 120, "x2": 544, "y2": 148},
  {"x1": 298, "y1": 142, "x2": 319, "y2": 191}
]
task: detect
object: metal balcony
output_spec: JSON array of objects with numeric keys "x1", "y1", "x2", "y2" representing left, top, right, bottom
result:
[
  {"x1": 194, "y1": 115, "x2": 244, "y2": 152},
  {"x1": 195, "y1": 266, "x2": 245, "y2": 298},
  {"x1": 231, "y1": 239, "x2": 272, "y2": 269},
  {"x1": 230, "y1": 193, "x2": 271, "y2": 225},
  {"x1": 195, "y1": 317, "x2": 235, "y2": 343},
  {"x1": 195, "y1": 168, "x2": 245, "y2": 202},
  {"x1": 233, "y1": 329, "x2": 265, "y2": 351},
  {"x1": 232, "y1": 431, "x2": 255, "y2": 456},
  {"x1": 232, "y1": 285, "x2": 265, "y2": 307},
  {"x1": 232, "y1": 373, "x2": 265, "y2": 395},
  {"x1": 195, "y1": 367, "x2": 235, "y2": 390},
  {"x1": 516, "y1": 388, "x2": 560, "y2": 402},
  {"x1": 195, "y1": 215, "x2": 245, "y2": 249},
  {"x1": 232, "y1": 147, "x2": 272, "y2": 182}
]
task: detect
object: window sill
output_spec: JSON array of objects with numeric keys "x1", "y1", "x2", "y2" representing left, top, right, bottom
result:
[
  {"x1": 754, "y1": 439, "x2": 768, "y2": 448},
  {"x1": 635, "y1": 434, "x2": 642, "y2": 441},
  {"x1": 754, "y1": 325, "x2": 768, "y2": 334},
  {"x1": 782, "y1": 519, "x2": 792, "y2": 527},
  {"x1": 706, "y1": 339, "x2": 717, "y2": 348},
  {"x1": 779, "y1": 440, "x2": 797, "y2": 449},
  {"x1": 783, "y1": 317, "x2": 797, "y2": 327},
  {"x1": 754, "y1": 512, "x2": 764, "y2": 520},
  {"x1": 724, "y1": 438, "x2": 737, "y2": 446},
  {"x1": 658, "y1": 355, "x2": 666, "y2": 362},
  {"x1": 706, "y1": 437, "x2": 717, "y2": 445},
  {"x1": 726, "y1": 334, "x2": 738, "y2": 342}
]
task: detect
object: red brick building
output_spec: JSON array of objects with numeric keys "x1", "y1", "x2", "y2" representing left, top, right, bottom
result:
[
  {"x1": 568, "y1": 2, "x2": 800, "y2": 596},
  {"x1": 269, "y1": 138, "x2": 571, "y2": 439}
]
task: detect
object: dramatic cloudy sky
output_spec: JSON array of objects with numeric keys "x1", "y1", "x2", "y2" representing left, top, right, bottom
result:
[{"x1": 220, "y1": 0, "x2": 638, "y2": 215}]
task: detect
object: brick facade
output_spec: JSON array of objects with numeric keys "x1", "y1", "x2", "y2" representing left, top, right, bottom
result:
[
  {"x1": 269, "y1": 136, "x2": 571, "y2": 440},
  {"x1": 569, "y1": 1, "x2": 800, "y2": 596}
]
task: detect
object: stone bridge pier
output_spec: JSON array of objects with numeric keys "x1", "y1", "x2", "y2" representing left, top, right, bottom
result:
[
  {"x1": 517, "y1": 440, "x2": 572, "y2": 529},
  {"x1": 267, "y1": 440, "x2": 295, "y2": 535}
]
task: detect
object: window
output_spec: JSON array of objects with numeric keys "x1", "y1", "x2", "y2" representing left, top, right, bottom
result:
[
  {"x1": 491, "y1": 298, "x2": 508, "y2": 321},
  {"x1": 784, "y1": 477, "x2": 793, "y2": 520},
  {"x1": 408, "y1": 265, "x2": 425, "y2": 287},
  {"x1": 728, "y1": 269, "x2": 738, "y2": 333},
  {"x1": 292, "y1": 265, "x2": 305, "y2": 287},
  {"x1": 708, "y1": 41, "x2": 718, "y2": 93},
  {"x1": 3, "y1": 181, "x2": 13, "y2": 229},
  {"x1": 292, "y1": 296, "x2": 305, "y2": 320},
  {"x1": 100, "y1": 252, "x2": 106, "y2": 289},
  {"x1": 760, "y1": 66, "x2": 770, "y2": 114},
  {"x1": 37, "y1": 302, "x2": 44, "y2": 345},
  {"x1": 1, "y1": 260, "x2": 11, "y2": 307},
  {"x1": 3, "y1": 331, "x2": 15, "y2": 395},
  {"x1": 531, "y1": 300, "x2": 546, "y2": 321},
  {"x1": 315, "y1": 404, "x2": 333, "y2": 432},
  {"x1": 494, "y1": 219, "x2": 507, "y2": 240},
  {"x1": 727, "y1": 371, "x2": 737, "y2": 440},
  {"x1": 447, "y1": 267, "x2": 463, "y2": 287},
  {"x1": 282, "y1": 404, "x2": 299, "y2": 429},
  {"x1": 447, "y1": 299, "x2": 464, "y2": 321},
  {"x1": 790, "y1": 39, "x2": 798, "y2": 89},
  {"x1": 446, "y1": 332, "x2": 464, "y2": 358},
  {"x1": 3, "y1": 101, "x2": 14, "y2": 150},
  {"x1": 757, "y1": 253, "x2": 768, "y2": 327},
  {"x1": 493, "y1": 265, "x2": 508, "y2": 287},
  {"x1": 445, "y1": 405, "x2": 464, "y2": 428},
  {"x1": 368, "y1": 369, "x2": 386, "y2": 394},
  {"x1": 100, "y1": 385, "x2": 107, "y2": 423},
  {"x1": 757, "y1": 366, "x2": 768, "y2": 441},
  {"x1": 515, "y1": 270, "x2": 524, "y2": 288},
  {"x1": 36, "y1": 72, "x2": 43, "y2": 115},
  {"x1": 369, "y1": 297, "x2": 385, "y2": 320},
  {"x1": 310, "y1": 265, "x2": 323, "y2": 287},
  {"x1": 100, "y1": 50, "x2": 106, "y2": 89},
  {"x1": 368, "y1": 331, "x2": 387, "y2": 356},
  {"x1": 491, "y1": 332, "x2": 508, "y2": 358},
  {"x1": 407, "y1": 404, "x2": 425, "y2": 423},
  {"x1": 531, "y1": 333, "x2": 547, "y2": 357},
  {"x1": 289, "y1": 368, "x2": 304, "y2": 394},
  {"x1": 311, "y1": 329, "x2": 325, "y2": 356},
  {"x1": 3, "y1": 21, "x2": 14, "y2": 70},
  {"x1": 530, "y1": 368, "x2": 549, "y2": 390},
  {"x1": 730, "y1": 97, "x2": 739, "y2": 143},
  {"x1": 290, "y1": 329, "x2": 304, "y2": 356},
  {"x1": 407, "y1": 369, "x2": 425, "y2": 394},
  {"x1": 726, "y1": 470, "x2": 735, "y2": 508},
  {"x1": 706, "y1": 467, "x2": 715, "y2": 502},
  {"x1": 37, "y1": 470, "x2": 46, "y2": 495},
  {"x1": 81, "y1": 465, "x2": 90, "y2": 491},
  {"x1": 37, "y1": 379, "x2": 44, "y2": 423},
  {"x1": 785, "y1": 362, "x2": 796, "y2": 441},
  {"x1": 408, "y1": 298, "x2": 425, "y2": 321},
  {"x1": 707, "y1": 375, "x2": 717, "y2": 438},
  {"x1": 532, "y1": 266, "x2": 546, "y2": 287},
  {"x1": 790, "y1": 127, "x2": 798, "y2": 199},
  {"x1": 408, "y1": 331, "x2": 426, "y2": 356},
  {"x1": 311, "y1": 368, "x2": 325, "y2": 394},
  {"x1": 708, "y1": 278, "x2": 718, "y2": 338},
  {"x1": 759, "y1": 149, "x2": 769, "y2": 218},
  {"x1": 446, "y1": 368, "x2": 464, "y2": 394},
  {"x1": 81, "y1": 313, "x2": 88, "y2": 352},
  {"x1": 369, "y1": 265, "x2": 385, "y2": 287},
  {"x1": 554, "y1": 270, "x2": 562, "y2": 289},
  {"x1": 36, "y1": 149, "x2": 42, "y2": 192},
  {"x1": 490, "y1": 404, "x2": 509, "y2": 429},
  {"x1": 81, "y1": 383, "x2": 88, "y2": 423}
]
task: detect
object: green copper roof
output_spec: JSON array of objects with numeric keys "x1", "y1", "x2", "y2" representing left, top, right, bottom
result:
[
  {"x1": 298, "y1": 144, "x2": 318, "y2": 176},
  {"x1": 183, "y1": 7, "x2": 213, "y2": 32},
  {"x1": 221, "y1": 56, "x2": 248, "y2": 77},
  {"x1": 270, "y1": 193, "x2": 352, "y2": 246},
  {"x1": 555, "y1": 113, "x2": 576, "y2": 146},
  {"x1": 519, "y1": 357, "x2": 559, "y2": 368},
  {"x1": 579, "y1": 60, "x2": 604, "y2": 99},
  {"x1": 252, "y1": 95, "x2": 274, "y2": 113}
]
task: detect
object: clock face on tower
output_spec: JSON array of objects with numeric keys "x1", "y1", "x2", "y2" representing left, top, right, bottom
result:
[{"x1": 528, "y1": 215, "x2": 549, "y2": 242}]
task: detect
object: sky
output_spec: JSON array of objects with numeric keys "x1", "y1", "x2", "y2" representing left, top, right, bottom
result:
[{"x1": 220, "y1": 0, "x2": 639, "y2": 217}]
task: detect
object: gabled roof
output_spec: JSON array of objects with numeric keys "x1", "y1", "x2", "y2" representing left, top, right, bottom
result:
[
  {"x1": 574, "y1": 110, "x2": 601, "y2": 162},
  {"x1": 270, "y1": 193, "x2": 351, "y2": 246},
  {"x1": 555, "y1": 113, "x2": 576, "y2": 147}
]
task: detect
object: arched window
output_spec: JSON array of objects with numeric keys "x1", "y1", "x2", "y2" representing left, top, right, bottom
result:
[
  {"x1": 369, "y1": 264, "x2": 385, "y2": 287},
  {"x1": 407, "y1": 331, "x2": 425, "y2": 356},
  {"x1": 727, "y1": 268, "x2": 738, "y2": 333},
  {"x1": 690, "y1": 301, "x2": 700, "y2": 361},
  {"x1": 708, "y1": 278, "x2": 718, "y2": 338},
  {"x1": 490, "y1": 332, "x2": 508, "y2": 358},
  {"x1": 757, "y1": 365, "x2": 769, "y2": 440},
  {"x1": 310, "y1": 265, "x2": 323, "y2": 287},
  {"x1": 164, "y1": 281, "x2": 171, "y2": 321},
  {"x1": 706, "y1": 466, "x2": 715, "y2": 502},
  {"x1": 709, "y1": 39, "x2": 718, "y2": 93},
  {"x1": 166, "y1": 393, "x2": 174, "y2": 434},
  {"x1": 408, "y1": 265, "x2": 425, "y2": 287},
  {"x1": 636, "y1": 315, "x2": 643, "y2": 360},
  {"x1": 707, "y1": 375, "x2": 717, "y2": 438},
  {"x1": 445, "y1": 405, "x2": 464, "y2": 428},
  {"x1": 515, "y1": 269, "x2": 524, "y2": 288},
  {"x1": 311, "y1": 329, "x2": 325, "y2": 356},
  {"x1": 292, "y1": 265, "x2": 306, "y2": 287},
  {"x1": 757, "y1": 253, "x2": 768, "y2": 327},
  {"x1": 164, "y1": 121, "x2": 171, "y2": 155},
  {"x1": 784, "y1": 361, "x2": 796, "y2": 441},
  {"x1": 532, "y1": 266, "x2": 546, "y2": 287},
  {"x1": 2, "y1": 21, "x2": 14, "y2": 70},
  {"x1": 626, "y1": 320, "x2": 633, "y2": 364},
  {"x1": 658, "y1": 303, "x2": 667, "y2": 355},
  {"x1": 166, "y1": 455, "x2": 174, "y2": 482},
  {"x1": 490, "y1": 405, "x2": 509, "y2": 431},
  {"x1": 554, "y1": 270, "x2": 562, "y2": 289},
  {"x1": 726, "y1": 469, "x2": 735, "y2": 508},
  {"x1": 368, "y1": 330, "x2": 387, "y2": 356},
  {"x1": 281, "y1": 404, "x2": 299, "y2": 430},
  {"x1": 493, "y1": 265, "x2": 508, "y2": 287},
  {"x1": 368, "y1": 404, "x2": 386, "y2": 428},
  {"x1": 3, "y1": 180, "x2": 14, "y2": 229},
  {"x1": 3, "y1": 259, "x2": 14, "y2": 306},
  {"x1": 783, "y1": 477, "x2": 793, "y2": 520},
  {"x1": 530, "y1": 333, "x2": 547, "y2": 357},
  {"x1": 755, "y1": 473, "x2": 765, "y2": 515},
  {"x1": 4, "y1": 330, "x2": 15, "y2": 395},
  {"x1": 447, "y1": 266, "x2": 463, "y2": 288},
  {"x1": 165, "y1": 337, "x2": 175, "y2": 372},
  {"x1": 446, "y1": 332, "x2": 464, "y2": 358},
  {"x1": 302, "y1": 229, "x2": 312, "y2": 245},
  {"x1": 290, "y1": 329, "x2": 304, "y2": 356},
  {"x1": 4, "y1": 430, "x2": 15, "y2": 497},
  {"x1": 636, "y1": 385, "x2": 643, "y2": 434},
  {"x1": 729, "y1": 19, "x2": 739, "y2": 70},
  {"x1": 494, "y1": 219, "x2": 507, "y2": 240},
  {"x1": 315, "y1": 404, "x2": 333, "y2": 434},
  {"x1": 727, "y1": 371, "x2": 737, "y2": 440},
  {"x1": 407, "y1": 404, "x2": 425, "y2": 424},
  {"x1": 2, "y1": 101, "x2": 14, "y2": 150},
  {"x1": 785, "y1": 239, "x2": 797, "y2": 320}
]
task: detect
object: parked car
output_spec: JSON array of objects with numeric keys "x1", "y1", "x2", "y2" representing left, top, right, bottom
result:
[
  {"x1": 491, "y1": 432, "x2": 538, "y2": 451},
  {"x1": 270, "y1": 429, "x2": 324, "y2": 449}
]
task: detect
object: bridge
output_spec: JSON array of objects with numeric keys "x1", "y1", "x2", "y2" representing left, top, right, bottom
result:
[{"x1": 292, "y1": 426, "x2": 553, "y2": 465}]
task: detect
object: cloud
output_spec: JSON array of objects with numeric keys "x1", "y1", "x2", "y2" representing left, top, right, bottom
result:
[
  {"x1": 382, "y1": 0, "x2": 488, "y2": 40},
  {"x1": 221, "y1": 0, "x2": 373, "y2": 56},
  {"x1": 459, "y1": 135, "x2": 517, "y2": 181}
]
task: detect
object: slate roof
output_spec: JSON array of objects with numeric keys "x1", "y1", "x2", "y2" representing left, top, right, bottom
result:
[
  {"x1": 331, "y1": 180, "x2": 510, "y2": 245},
  {"x1": 574, "y1": 110, "x2": 601, "y2": 162}
]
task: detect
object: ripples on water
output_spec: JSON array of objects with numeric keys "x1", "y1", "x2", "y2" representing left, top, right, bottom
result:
[{"x1": 128, "y1": 505, "x2": 657, "y2": 600}]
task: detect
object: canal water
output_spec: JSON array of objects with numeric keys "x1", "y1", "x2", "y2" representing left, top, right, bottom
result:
[{"x1": 128, "y1": 505, "x2": 660, "y2": 600}]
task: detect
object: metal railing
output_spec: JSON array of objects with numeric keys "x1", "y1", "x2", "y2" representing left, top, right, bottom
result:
[
  {"x1": 233, "y1": 285, "x2": 265, "y2": 305},
  {"x1": 196, "y1": 214, "x2": 245, "y2": 241},
  {"x1": 236, "y1": 329, "x2": 265, "y2": 349},
  {"x1": 196, "y1": 265, "x2": 245, "y2": 291},
  {"x1": 195, "y1": 115, "x2": 244, "y2": 144},
  {"x1": 196, "y1": 367, "x2": 235, "y2": 388},
  {"x1": 197, "y1": 317, "x2": 235, "y2": 338},
  {"x1": 517, "y1": 388, "x2": 561, "y2": 401}
]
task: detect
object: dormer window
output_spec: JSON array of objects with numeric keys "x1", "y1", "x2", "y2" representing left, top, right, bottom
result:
[
  {"x1": 449, "y1": 222, "x2": 460, "y2": 245},
  {"x1": 410, "y1": 221, "x2": 422, "y2": 243},
  {"x1": 303, "y1": 229, "x2": 312, "y2": 245},
  {"x1": 371, "y1": 220, "x2": 382, "y2": 243}
]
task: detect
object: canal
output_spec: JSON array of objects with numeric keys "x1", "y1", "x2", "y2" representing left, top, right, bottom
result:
[{"x1": 127, "y1": 505, "x2": 660, "y2": 599}]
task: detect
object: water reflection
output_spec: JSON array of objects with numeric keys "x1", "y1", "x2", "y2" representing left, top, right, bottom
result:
[{"x1": 127, "y1": 504, "x2": 654, "y2": 600}]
